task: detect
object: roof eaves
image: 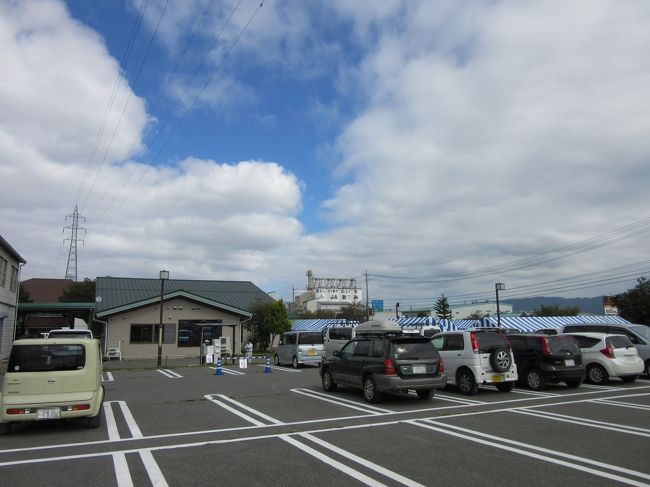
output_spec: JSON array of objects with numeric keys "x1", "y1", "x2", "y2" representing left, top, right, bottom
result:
[{"x1": 0, "y1": 234, "x2": 26, "y2": 264}]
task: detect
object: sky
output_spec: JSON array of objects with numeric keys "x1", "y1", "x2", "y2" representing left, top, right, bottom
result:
[{"x1": 1, "y1": 0, "x2": 650, "y2": 310}]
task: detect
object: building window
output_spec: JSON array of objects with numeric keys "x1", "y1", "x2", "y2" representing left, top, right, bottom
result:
[
  {"x1": 178, "y1": 320, "x2": 222, "y2": 347},
  {"x1": 0, "y1": 258, "x2": 7, "y2": 288},
  {"x1": 130, "y1": 324, "x2": 176, "y2": 344},
  {"x1": 9, "y1": 266, "x2": 18, "y2": 293}
]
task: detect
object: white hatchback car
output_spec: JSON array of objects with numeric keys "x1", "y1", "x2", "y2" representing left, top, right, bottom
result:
[
  {"x1": 432, "y1": 329, "x2": 518, "y2": 395},
  {"x1": 567, "y1": 333, "x2": 644, "y2": 384}
]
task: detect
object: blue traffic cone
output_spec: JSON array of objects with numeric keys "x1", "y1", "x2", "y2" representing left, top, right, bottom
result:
[
  {"x1": 215, "y1": 357, "x2": 224, "y2": 375},
  {"x1": 264, "y1": 355, "x2": 272, "y2": 373}
]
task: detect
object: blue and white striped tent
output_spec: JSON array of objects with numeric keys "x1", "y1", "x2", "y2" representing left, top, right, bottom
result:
[
  {"x1": 454, "y1": 315, "x2": 630, "y2": 333},
  {"x1": 291, "y1": 317, "x2": 438, "y2": 332}
]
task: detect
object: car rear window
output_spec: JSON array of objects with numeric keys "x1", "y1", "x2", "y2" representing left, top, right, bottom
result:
[
  {"x1": 606, "y1": 335, "x2": 633, "y2": 349},
  {"x1": 474, "y1": 331, "x2": 508, "y2": 352},
  {"x1": 298, "y1": 332, "x2": 324, "y2": 345},
  {"x1": 328, "y1": 328, "x2": 353, "y2": 341},
  {"x1": 8, "y1": 345, "x2": 86, "y2": 372},
  {"x1": 48, "y1": 331, "x2": 92, "y2": 338},
  {"x1": 548, "y1": 336, "x2": 579, "y2": 353},
  {"x1": 391, "y1": 340, "x2": 438, "y2": 360}
]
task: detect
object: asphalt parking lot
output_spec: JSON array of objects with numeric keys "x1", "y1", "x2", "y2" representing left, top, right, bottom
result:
[{"x1": 1, "y1": 361, "x2": 649, "y2": 487}]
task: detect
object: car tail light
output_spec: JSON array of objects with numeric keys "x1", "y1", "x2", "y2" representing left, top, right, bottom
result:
[
  {"x1": 6, "y1": 408, "x2": 31, "y2": 415},
  {"x1": 470, "y1": 332, "x2": 479, "y2": 353},
  {"x1": 65, "y1": 404, "x2": 90, "y2": 411},
  {"x1": 384, "y1": 359, "x2": 397, "y2": 376},
  {"x1": 600, "y1": 344, "x2": 615, "y2": 359},
  {"x1": 438, "y1": 357, "x2": 445, "y2": 374},
  {"x1": 541, "y1": 337, "x2": 551, "y2": 356}
]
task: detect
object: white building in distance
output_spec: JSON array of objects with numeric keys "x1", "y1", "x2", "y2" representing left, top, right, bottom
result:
[
  {"x1": 450, "y1": 300, "x2": 513, "y2": 319},
  {"x1": 293, "y1": 270, "x2": 363, "y2": 313}
]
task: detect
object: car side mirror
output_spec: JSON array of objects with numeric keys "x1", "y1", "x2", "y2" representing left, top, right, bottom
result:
[{"x1": 333, "y1": 350, "x2": 341, "y2": 357}]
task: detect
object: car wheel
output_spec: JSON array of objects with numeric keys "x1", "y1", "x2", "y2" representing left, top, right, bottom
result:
[
  {"x1": 363, "y1": 376, "x2": 382, "y2": 403},
  {"x1": 565, "y1": 378, "x2": 583, "y2": 388},
  {"x1": 490, "y1": 348, "x2": 512, "y2": 373},
  {"x1": 416, "y1": 388, "x2": 434, "y2": 400},
  {"x1": 322, "y1": 369, "x2": 337, "y2": 392},
  {"x1": 273, "y1": 354, "x2": 280, "y2": 366},
  {"x1": 526, "y1": 369, "x2": 545, "y2": 391},
  {"x1": 645, "y1": 360, "x2": 650, "y2": 378},
  {"x1": 0, "y1": 423, "x2": 11, "y2": 435},
  {"x1": 496, "y1": 381, "x2": 515, "y2": 392},
  {"x1": 457, "y1": 369, "x2": 478, "y2": 395},
  {"x1": 621, "y1": 375, "x2": 638, "y2": 383},
  {"x1": 587, "y1": 364, "x2": 609, "y2": 385},
  {"x1": 87, "y1": 406, "x2": 102, "y2": 429},
  {"x1": 292, "y1": 356, "x2": 299, "y2": 369}
]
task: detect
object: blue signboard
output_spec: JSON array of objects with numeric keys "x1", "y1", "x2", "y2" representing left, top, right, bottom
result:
[{"x1": 371, "y1": 300, "x2": 384, "y2": 312}]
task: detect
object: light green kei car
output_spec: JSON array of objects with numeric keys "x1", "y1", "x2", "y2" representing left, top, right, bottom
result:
[{"x1": 0, "y1": 338, "x2": 105, "y2": 434}]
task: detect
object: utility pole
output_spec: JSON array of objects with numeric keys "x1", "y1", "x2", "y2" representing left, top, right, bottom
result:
[
  {"x1": 365, "y1": 270, "x2": 369, "y2": 321},
  {"x1": 64, "y1": 206, "x2": 85, "y2": 281}
]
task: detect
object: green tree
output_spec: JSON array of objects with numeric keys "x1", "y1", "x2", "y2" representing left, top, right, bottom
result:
[
  {"x1": 467, "y1": 311, "x2": 484, "y2": 319},
  {"x1": 18, "y1": 284, "x2": 33, "y2": 303},
  {"x1": 59, "y1": 278, "x2": 95, "y2": 302},
  {"x1": 336, "y1": 302, "x2": 369, "y2": 322},
  {"x1": 532, "y1": 304, "x2": 580, "y2": 317},
  {"x1": 263, "y1": 299, "x2": 292, "y2": 349},
  {"x1": 249, "y1": 300, "x2": 273, "y2": 350},
  {"x1": 434, "y1": 295, "x2": 452, "y2": 320},
  {"x1": 616, "y1": 277, "x2": 650, "y2": 324}
]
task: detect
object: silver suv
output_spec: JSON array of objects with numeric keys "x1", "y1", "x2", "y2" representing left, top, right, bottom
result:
[{"x1": 432, "y1": 329, "x2": 518, "y2": 395}]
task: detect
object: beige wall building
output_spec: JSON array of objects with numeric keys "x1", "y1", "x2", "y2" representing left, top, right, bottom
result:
[{"x1": 0, "y1": 235, "x2": 26, "y2": 359}]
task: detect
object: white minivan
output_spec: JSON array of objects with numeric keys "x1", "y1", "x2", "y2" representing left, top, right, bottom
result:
[
  {"x1": 323, "y1": 326, "x2": 356, "y2": 359},
  {"x1": 274, "y1": 331, "x2": 324, "y2": 368}
]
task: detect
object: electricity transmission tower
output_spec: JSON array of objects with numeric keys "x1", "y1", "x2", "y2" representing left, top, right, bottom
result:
[{"x1": 64, "y1": 206, "x2": 86, "y2": 281}]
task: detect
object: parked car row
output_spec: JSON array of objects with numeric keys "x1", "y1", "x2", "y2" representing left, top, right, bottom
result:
[{"x1": 317, "y1": 321, "x2": 648, "y2": 403}]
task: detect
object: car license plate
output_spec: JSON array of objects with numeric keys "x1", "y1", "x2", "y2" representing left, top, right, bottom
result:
[
  {"x1": 308, "y1": 349, "x2": 316, "y2": 356},
  {"x1": 37, "y1": 408, "x2": 60, "y2": 420},
  {"x1": 565, "y1": 359, "x2": 575, "y2": 366},
  {"x1": 491, "y1": 374, "x2": 504, "y2": 383},
  {"x1": 413, "y1": 365, "x2": 426, "y2": 374}
]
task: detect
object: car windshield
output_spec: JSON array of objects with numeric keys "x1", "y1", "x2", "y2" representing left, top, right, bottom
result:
[
  {"x1": 298, "y1": 332, "x2": 324, "y2": 345},
  {"x1": 548, "y1": 336, "x2": 580, "y2": 353},
  {"x1": 474, "y1": 331, "x2": 508, "y2": 352},
  {"x1": 391, "y1": 340, "x2": 438, "y2": 360},
  {"x1": 8, "y1": 344, "x2": 86, "y2": 372},
  {"x1": 630, "y1": 325, "x2": 650, "y2": 342}
]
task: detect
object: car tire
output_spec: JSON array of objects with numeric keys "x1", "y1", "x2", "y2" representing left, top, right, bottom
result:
[
  {"x1": 0, "y1": 423, "x2": 11, "y2": 435},
  {"x1": 273, "y1": 354, "x2": 280, "y2": 366},
  {"x1": 322, "y1": 369, "x2": 337, "y2": 392},
  {"x1": 526, "y1": 368, "x2": 546, "y2": 391},
  {"x1": 292, "y1": 356, "x2": 299, "y2": 369},
  {"x1": 490, "y1": 348, "x2": 512, "y2": 373},
  {"x1": 457, "y1": 369, "x2": 478, "y2": 395},
  {"x1": 416, "y1": 388, "x2": 434, "y2": 400},
  {"x1": 495, "y1": 381, "x2": 515, "y2": 392},
  {"x1": 87, "y1": 406, "x2": 102, "y2": 429},
  {"x1": 621, "y1": 375, "x2": 638, "y2": 383},
  {"x1": 565, "y1": 378, "x2": 583, "y2": 388},
  {"x1": 644, "y1": 360, "x2": 650, "y2": 378},
  {"x1": 587, "y1": 364, "x2": 609, "y2": 385},
  {"x1": 363, "y1": 376, "x2": 382, "y2": 403}
]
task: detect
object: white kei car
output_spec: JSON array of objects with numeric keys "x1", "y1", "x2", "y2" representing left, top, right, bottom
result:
[{"x1": 567, "y1": 333, "x2": 644, "y2": 384}]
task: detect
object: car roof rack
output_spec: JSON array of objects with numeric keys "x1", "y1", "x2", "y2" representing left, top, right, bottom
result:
[{"x1": 355, "y1": 320, "x2": 403, "y2": 337}]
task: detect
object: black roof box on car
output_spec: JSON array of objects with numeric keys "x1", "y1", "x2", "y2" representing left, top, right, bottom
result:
[{"x1": 355, "y1": 320, "x2": 402, "y2": 336}]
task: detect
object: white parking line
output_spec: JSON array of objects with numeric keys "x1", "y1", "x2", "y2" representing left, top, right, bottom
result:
[
  {"x1": 280, "y1": 435, "x2": 388, "y2": 487},
  {"x1": 210, "y1": 367, "x2": 246, "y2": 376},
  {"x1": 212, "y1": 394, "x2": 283, "y2": 425},
  {"x1": 112, "y1": 452, "x2": 133, "y2": 487},
  {"x1": 139, "y1": 450, "x2": 169, "y2": 487},
  {"x1": 204, "y1": 395, "x2": 271, "y2": 426},
  {"x1": 514, "y1": 408, "x2": 650, "y2": 435},
  {"x1": 102, "y1": 372, "x2": 114, "y2": 382},
  {"x1": 156, "y1": 369, "x2": 182, "y2": 379},
  {"x1": 434, "y1": 393, "x2": 486, "y2": 405},
  {"x1": 591, "y1": 399, "x2": 650, "y2": 411},
  {"x1": 256, "y1": 364, "x2": 301, "y2": 373},
  {"x1": 580, "y1": 384, "x2": 618, "y2": 391},
  {"x1": 291, "y1": 388, "x2": 392, "y2": 415},
  {"x1": 412, "y1": 419, "x2": 650, "y2": 486}
]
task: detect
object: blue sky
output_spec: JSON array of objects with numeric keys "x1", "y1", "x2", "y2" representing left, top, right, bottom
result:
[{"x1": 2, "y1": 0, "x2": 650, "y2": 309}]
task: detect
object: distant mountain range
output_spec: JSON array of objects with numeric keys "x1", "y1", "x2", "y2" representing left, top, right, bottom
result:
[{"x1": 507, "y1": 296, "x2": 605, "y2": 315}]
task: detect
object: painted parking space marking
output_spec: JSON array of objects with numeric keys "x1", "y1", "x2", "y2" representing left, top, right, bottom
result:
[
  {"x1": 292, "y1": 388, "x2": 393, "y2": 415},
  {"x1": 580, "y1": 384, "x2": 619, "y2": 391},
  {"x1": 411, "y1": 419, "x2": 650, "y2": 486},
  {"x1": 208, "y1": 366, "x2": 246, "y2": 375},
  {"x1": 156, "y1": 369, "x2": 183, "y2": 379},
  {"x1": 512, "y1": 408, "x2": 650, "y2": 436},
  {"x1": 103, "y1": 401, "x2": 168, "y2": 487},
  {"x1": 102, "y1": 372, "x2": 114, "y2": 382},
  {"x1": 256, "y1": 364, "x2": 301, "y2": 373},
  {"x1": 591, "y1": 399, "x2": 650, "y2": 411},
  {"x1": 205, "y1": 394, "x2": 284, "y2": 426},
  {"x1": 434, "y1": 392, "x2": 486, "y2": 405}
]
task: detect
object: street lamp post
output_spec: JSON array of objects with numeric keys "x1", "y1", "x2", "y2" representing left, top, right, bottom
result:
[
  {"x1": 157, "y1": 270, "x2": 170, "y2": 368},
  {"x1": 495, "y1": 283, "x2": 505, "y2": 328}
]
